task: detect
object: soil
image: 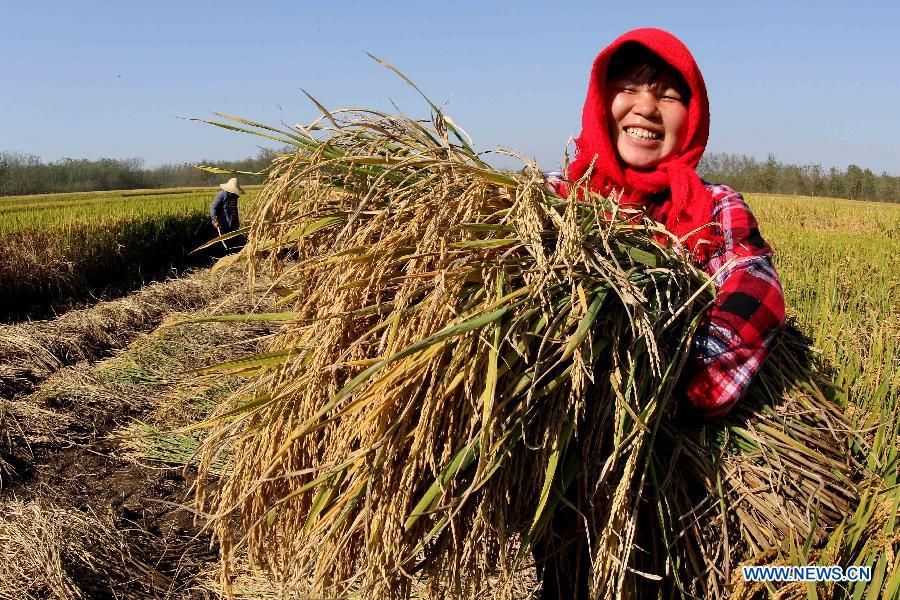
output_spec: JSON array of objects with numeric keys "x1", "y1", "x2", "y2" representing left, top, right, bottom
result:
[
  {"x1": 0, "y1": 266, "x2": 272, "y2": 598},
  {"x1": 15, "y1": 437, "x2": 215, "y2": 594}
]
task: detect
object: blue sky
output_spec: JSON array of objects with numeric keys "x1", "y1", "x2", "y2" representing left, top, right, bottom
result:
[{"x1": 2, "y1": 1, "x2": 898, "y2": 174}]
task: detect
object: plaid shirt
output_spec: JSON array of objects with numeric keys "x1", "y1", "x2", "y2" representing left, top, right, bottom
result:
[
  {"x1": 681, "y1": 182, "x2": 785, "y2": 418},
  {"x1": 545, "y1": 173, "x2": 786, "y2": 419}
]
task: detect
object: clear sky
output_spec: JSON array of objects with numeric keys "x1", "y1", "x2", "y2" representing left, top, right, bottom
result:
[{"x1": 2, "y1": 1, "x2": 898, "y2": 174}]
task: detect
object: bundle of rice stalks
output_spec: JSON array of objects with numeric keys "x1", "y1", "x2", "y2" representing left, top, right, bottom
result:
[{"x1": 190, "y1": 65, "x2": 888, "y2": 599}]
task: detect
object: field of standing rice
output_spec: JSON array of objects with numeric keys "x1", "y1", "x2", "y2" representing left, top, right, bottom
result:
[
  {"x1": 750, "y1": 193, "x2": 899, "y2": 486},
  {"x1": 0, "y1": 186, "x2": 256, "y2": 319},
  {"x1": 0, "y1": 187, "x2": 217, "y2": 232}
]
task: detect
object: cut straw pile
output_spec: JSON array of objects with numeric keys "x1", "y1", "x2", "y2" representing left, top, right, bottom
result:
[
  {"x1": 0, "y1": 500, "x2": 168, "y2": 599},
  {"x1": 190, "y1": 66, "x2": 892, "y2": 599},
  {"x1": 0, "y1": 271, "x2": 230, "y2": 400}
]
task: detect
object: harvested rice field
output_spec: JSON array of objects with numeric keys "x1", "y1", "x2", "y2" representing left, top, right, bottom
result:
[
  {"x1": 0, "y1": 264, "x2": 277, "y2": 597},
  {"x1": 0, "y1": 176, "x2": 896, "y2": 599}
]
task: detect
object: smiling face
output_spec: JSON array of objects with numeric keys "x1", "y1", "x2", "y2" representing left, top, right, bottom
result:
[{"x1": 605, "y1": 47, "x2": 690, "y2": 170}]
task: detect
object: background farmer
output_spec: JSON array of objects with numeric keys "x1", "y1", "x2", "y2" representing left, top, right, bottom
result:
[{"x1": 210, "y1": 177, "x2": 243, "y2": 247}]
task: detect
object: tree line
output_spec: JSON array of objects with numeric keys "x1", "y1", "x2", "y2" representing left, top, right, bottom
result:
[
  {"x1": 0, "y1": 150, "x2": 274, "y2": 197},
  {"x1": 698, "y1": 153, "x2": 899, "y2": 203},
  {"x1": 1, "y1": 149, "x2": 898, "y2": 203}
]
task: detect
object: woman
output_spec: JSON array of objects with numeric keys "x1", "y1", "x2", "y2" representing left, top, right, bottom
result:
[{"x1": 536, "y1": 28, "x2": 786, "y2": 598}]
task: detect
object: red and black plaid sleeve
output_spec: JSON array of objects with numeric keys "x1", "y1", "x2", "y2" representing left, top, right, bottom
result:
[{"x1": 682, "y1": 184, "x2": 786, "y2": 419}]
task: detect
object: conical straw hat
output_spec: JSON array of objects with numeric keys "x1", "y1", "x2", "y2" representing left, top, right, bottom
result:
[{"x1": 220, "y1": 177, "x2": 245, "y2": 196}]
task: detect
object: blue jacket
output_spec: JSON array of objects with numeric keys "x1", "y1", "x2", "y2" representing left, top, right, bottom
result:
[{"x1": 210, "y1": 190, "x2": 240, "y2": 232}]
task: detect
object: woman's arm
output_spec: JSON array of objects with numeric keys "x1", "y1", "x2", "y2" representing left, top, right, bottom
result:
[{"x1": 682, "y1": 185, "x2": 786, "y2": 419}]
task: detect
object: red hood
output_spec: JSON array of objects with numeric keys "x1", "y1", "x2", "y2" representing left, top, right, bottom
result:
[{"x1": 567, "y1": 28, "x2": 715, "y2": 254}]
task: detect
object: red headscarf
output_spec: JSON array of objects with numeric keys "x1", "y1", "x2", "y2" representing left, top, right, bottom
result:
[{"x1": 567, "y1": 28, "x2": 717, "y2": 256}]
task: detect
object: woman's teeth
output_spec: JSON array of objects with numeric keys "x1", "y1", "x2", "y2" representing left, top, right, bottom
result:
[{"x1": 625, "y1": 127, "x2": 661, "y2": 141}]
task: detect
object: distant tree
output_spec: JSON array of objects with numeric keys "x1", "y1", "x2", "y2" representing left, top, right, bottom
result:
[
  {"x1": 781, "y1": 164, "x2": 805, "y2": 196},
  {"x1": 845, "y1": 164, "x2": 863, "y2": 199},
  {"x1": 805, "y1": 164, "x2": 825, "y2": 197},
  {"x1": 758, "y1": 154, "x2": 779, "y2": 193},
  {"x1": 0, "y1": 148, "x2": 278, "y2": 196},
  {"x1": 827, "y1": 166, "x2": 845, "y2": 199},
  {"x1": 874, "y1": 172, "x2": 897, "y2": 202},
  {"x1": 696, "y1": 153, "x2": 898, "y2": 203},
  {"x1": 861, "y1": 168, "x2": 876, "y2": 200}
]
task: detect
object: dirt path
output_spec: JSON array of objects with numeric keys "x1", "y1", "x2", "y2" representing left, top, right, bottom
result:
[{"x1": 0, "y1": 268, "x2": 277, "y2": 598}]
